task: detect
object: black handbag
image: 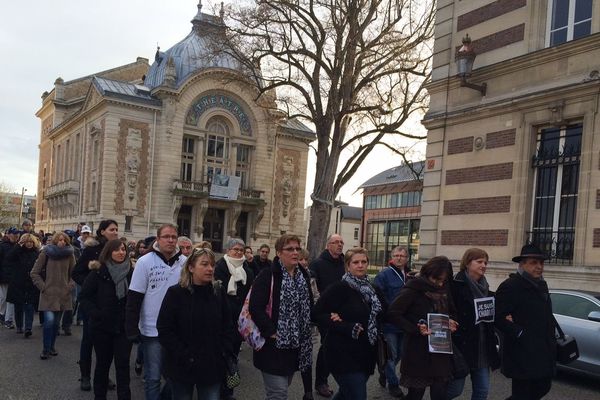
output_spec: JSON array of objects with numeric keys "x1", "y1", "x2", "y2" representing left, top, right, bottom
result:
[
  {"x1": 376, "y1": 332, "x2": 389, "y2": 374},
  {"x1": 554, "y1": 316, "x2": 579, "y2": 365}
]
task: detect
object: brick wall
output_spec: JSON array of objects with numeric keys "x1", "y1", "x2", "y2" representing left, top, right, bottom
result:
[
  {"x1": 363, "y1": 180, "x2": 423, "y2": 196},
  {"x1": 444, "y1": 196, "x2": 511, "y2": 215},
  {"x1": 486, "y1": 129, "x2": 516, "y2": 149},
  {"x1": 441, "y1": 229, "x2": 509, "y2": 246},
  {"x1": 594, "y1": 229, "x2": 600, "y2": 247},
  {"x1": 457, "y1": 0, "x2": 527, "y2": 31},
  {"x1": 456, "y1": 24, "x2": 525, "y2": 55},
  {"x1": 448, "y1": 136, "x2": 474, "y2": 155},
  {"x1": 446, "y1": 162, "x2": 513, "y2": 185}
]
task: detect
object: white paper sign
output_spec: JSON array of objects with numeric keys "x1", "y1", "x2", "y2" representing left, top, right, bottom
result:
[{"x1": 474, "y1": 296, "x2": 495, "y2": 324}]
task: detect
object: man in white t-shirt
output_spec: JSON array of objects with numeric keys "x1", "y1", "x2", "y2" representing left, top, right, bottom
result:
[{"x1": 125, "y1": 223, "x2": 186, "y2": 400}]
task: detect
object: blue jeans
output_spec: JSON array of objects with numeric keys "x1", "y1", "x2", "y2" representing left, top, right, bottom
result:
[
  {"x1": 42, "y1": 311, "x2": 62, "y2": 352},
  {"x1": 169, "y1": 380, "x2": 220, "y2": 400},
  {"x1": 384, "y1": 332, "x2": 403, "y2": 387},
  {"x1": 142, "y1": 335, "x2": 168, "y2": 400},
  {"x1": 332, "y1": 372, "x2": 368, "y2": 400},
  {"x1": 447, "y1": 367, "x2": 490, "y2": 400},
  {"x1": 261, "y1": 372, "x2": 294, "y2": 400}
]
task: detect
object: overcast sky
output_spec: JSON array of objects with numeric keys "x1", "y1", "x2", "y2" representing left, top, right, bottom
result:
[{"x1": 0, "y1": 0, "x2": 424, "y2": 207}]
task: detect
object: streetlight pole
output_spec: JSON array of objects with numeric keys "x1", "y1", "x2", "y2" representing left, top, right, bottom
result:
[{"x1": 18, "y1": 187, "x2": 27, "y2": 226}]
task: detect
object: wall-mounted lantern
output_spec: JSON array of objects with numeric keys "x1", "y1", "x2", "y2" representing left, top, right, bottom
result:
[{"x1": 456, "y1": 34, "x2": 487, "y2": 96}]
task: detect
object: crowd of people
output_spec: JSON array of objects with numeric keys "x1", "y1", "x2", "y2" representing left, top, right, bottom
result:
[{"x1": 0, "y1": 219, "x2": 560, "y2": 400}]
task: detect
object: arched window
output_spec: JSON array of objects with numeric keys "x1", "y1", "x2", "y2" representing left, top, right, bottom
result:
[{"x1": 205, "y1": 116, "x2": 231, "y2": 183}]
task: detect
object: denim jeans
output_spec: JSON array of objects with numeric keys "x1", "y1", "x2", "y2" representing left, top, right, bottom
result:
[
  {"x1": 14, "y1": 303, "x2": 34, "y2": 331},
  {"x1": 261, "y1": 372, "x2": 294, "y2": 400},
  {"x1": 169, "y1": 380, "x2": 220, "y2": 400},
  {"x1": 332, "y1": 372, "x2": 368, "y2": 400},
  {"x1": 384, "y1": 332, "x2": 403, "y2": 387},
  {"x1": 447, "y1": 367, "x2": 490, "y2": 400},
  {"x1": 42, "y1": 311, "x2": 63, "y2": 352},
  {"x1": 142, "y1": 335, "x2": 167, "y2": 400}
]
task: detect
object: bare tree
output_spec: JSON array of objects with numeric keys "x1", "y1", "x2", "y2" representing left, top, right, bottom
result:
[{"x1": 225, "y1": 0, "x2": 434, "y2": 257}]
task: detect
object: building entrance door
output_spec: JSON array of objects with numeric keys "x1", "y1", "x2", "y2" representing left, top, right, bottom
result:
[
  {"x1": 203, "y1": 208, "x2": 225, "y2": 252},
  {"x1": 177, "y1": 205, "x2": 192, "y2": 238}
]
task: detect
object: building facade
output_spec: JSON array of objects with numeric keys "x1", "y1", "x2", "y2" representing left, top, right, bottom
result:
[
  {"x1": 304, "y1": 202, "x2": 362, "y2": 251},
  {"x1": 35, "y1": 4, "x2": 314, "y2": 251},
  {"x1": 422, "y1": 0, "x2": 600, "y2": 288},
  {"x1": 360, "y1": 161, "x2": 424, "y2": 268},
  {"x1": 0, "y1": 192, "x2": 36, "y2": 230}
]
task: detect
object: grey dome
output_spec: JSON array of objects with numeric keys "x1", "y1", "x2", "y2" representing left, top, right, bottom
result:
[{"x1": 144, "y1": 5, "x2": 247, "y2": 89}]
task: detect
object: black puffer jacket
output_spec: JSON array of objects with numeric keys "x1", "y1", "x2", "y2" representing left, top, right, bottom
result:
[
  {"x1": 72, "y1": 237, "x2": 105, "y2": 286},
  {"x1": 79, "y1": 260, "x2": 133, "y2": 334},
  {"x1": 495, "y1": 272, "x2": 556, "y2": 379},
  {"x1": 6, "y1": 245, "x2": 40, "y2": 305},
  {"x1": 157, "y1": 283, "x2": 234, "y2": 385},
  {"x1": 450, "y1": 270, "x2": 500, "y2": 370}
]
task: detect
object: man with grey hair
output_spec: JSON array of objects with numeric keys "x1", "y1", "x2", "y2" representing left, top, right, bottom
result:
[
  {"x1": 176, "y1": 236, "x2": 193, "y2": 257},
  {"x1": 214, "y1": 238, "x2": 255, "y2": 400}
]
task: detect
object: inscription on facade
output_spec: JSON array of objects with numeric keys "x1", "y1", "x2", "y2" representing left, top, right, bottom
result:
[{"x1": 186, "y1": 94, "x2": 252, "y2": 135}]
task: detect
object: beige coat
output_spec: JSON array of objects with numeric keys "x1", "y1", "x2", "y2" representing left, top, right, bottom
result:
[{"x1": 30, "y1": 246, "x2": 76, "y2": 311}]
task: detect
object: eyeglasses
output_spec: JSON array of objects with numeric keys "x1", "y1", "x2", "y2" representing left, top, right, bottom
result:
[
  {"x1": 159, "y1": 235, "x2": 178, "y2": 240},
  {"x1": 230, "y1": 248, "x2": 244, "y2": 253},
  {"x1": 282, "y1": 247, "x2": 302, "y2": 252}
]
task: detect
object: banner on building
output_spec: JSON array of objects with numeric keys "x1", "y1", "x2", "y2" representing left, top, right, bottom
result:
[{"x1": 210, "y1": 174, "x2": 241, "y2": 200}]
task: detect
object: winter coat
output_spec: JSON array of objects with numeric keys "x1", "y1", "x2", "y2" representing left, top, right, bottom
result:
[
  {"x1": 313, "y1": 279, "x2": 386, "y2": 376},
  {"x1": 252, "y1": 255, "x2": 273, "y2": 274},
  {"x1": 387, "y1": 276, "x2": 455, "y2": 379},
  {"x1": 495, "y1": 272, "x2": 557, "y2": 379},
  {"x1": 79, "y1": 260, "x2": 133, "y2": 335},
  {"x1": 374, "y1": 264, "x2": 409, "y2": 334},
  {"x1": 72, "y1": 237, "x2": 105, "y2": 286},
  {"x1": 214, "y1": 257, "x2": 255, "y2": 330},
  {"x1": 0, "y1": 239, "x2": 18, "y2": 284},
  {"x1": 30, "y1": 245, "x2": 76, "y2": 311},
  {"x1": 450, "y1": 270, "x2": 500, "y2": 370},
  {"x1": 157, "y1": 283, "x2": 234, "y2": 385},
  {"x1": 6, "y1": 245, "x2": 40, "y2": 305},
  {"x1": 249, "y1": 264, "x2": 313, "y2": 376},
  {"x1": 309, "y1": 249, "x2": 345, "y2": 294}
]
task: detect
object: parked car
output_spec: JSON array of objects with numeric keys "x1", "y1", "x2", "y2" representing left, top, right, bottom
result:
[{"x1": 549, "y1": 289, "x2": 600, "y2": 377}]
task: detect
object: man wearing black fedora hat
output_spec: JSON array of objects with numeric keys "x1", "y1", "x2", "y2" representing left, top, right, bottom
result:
[{"x1": 495, "y1": 244, "x2": 556, "y2": 400}]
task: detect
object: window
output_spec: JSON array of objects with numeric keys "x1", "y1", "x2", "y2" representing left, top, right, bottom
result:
[
  {"x1": 235, "y1": 144, "x2": 251, "y2": 189},
  {"x1": 551, "y1": 293, "x2": 600, "y2": 319},
  {"x1": 354, "y1": 227, "x2": 359, "y2": 240},
  {"x1": 547, "y1": 0, "x2": 592, "y2": 46},
  {"x1": 181, "y1": 137, "x2": 195, "y2": 181},
  {"x1": 529, "y1": 124, "x2": 582, "y2": 262},
  {"x1": 364, "y1": 219, "x2": 420, "y2": 266},
  {"x1": 125, "y1": 216, "x2": 132, "y2": 232},
  {"x1": 205, "y1": 117, "x2": 231, "y2": 184}
]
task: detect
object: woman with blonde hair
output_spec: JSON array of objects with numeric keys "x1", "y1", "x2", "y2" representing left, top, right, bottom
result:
[
  {"x1": 30, "y1": 231, "x2": 76, "y2": 359},
  {"x1": 6, "y1": 233, "x2": 41, "y2": 337},
  {"x1": 157, "y1": 247, "x2": 235, "y2": 400}
]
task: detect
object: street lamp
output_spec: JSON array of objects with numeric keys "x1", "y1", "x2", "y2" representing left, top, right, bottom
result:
[
  {"x1": 18, "y1": 187, "x2": 27, "y2": 225},
  {"x1": 456, "y1": 34, "x2": 487, "y2": 96}
]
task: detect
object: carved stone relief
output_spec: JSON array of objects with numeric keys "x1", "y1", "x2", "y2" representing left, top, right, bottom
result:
[{"x1": 272, "y1": 149, "x2": 300, "y2": 233}]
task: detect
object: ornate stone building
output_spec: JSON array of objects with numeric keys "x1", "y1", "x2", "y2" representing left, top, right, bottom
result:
[
  {"x1": 422, "y1": 0, "x2": 600, "y2": 289},
  {"x1": 35, "y1": 3, "x2": 314, "y2": 251}
]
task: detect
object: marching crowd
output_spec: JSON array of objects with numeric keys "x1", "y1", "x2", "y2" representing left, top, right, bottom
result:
[{"x1": 0, "y1": 219, "x2": 559, "y2": 400}]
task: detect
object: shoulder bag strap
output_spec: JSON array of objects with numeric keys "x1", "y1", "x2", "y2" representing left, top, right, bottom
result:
[
  {"x1": 266, "y1": 274, "x2": 274, "y2": 318},
  {"x1": 552, "y1": 314, "x2": 565, "y2": 339}
]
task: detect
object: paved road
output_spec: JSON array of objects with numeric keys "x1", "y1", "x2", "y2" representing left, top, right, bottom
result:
[{"x1": 1, "y1": 323, "x2": 598, "y2": 399}]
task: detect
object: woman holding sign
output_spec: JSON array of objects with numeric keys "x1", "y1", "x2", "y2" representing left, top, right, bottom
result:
[
  {"x1": 447, "y1": 249, "x2": 500, "y2": 400},
  {"x1": 387, "y1": 256, "x2": 457, "y2": 400}
]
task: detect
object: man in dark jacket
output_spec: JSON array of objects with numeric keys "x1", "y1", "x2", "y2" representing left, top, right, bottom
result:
[
  {"x1": 308, "y1": 233, "x2": 345, "y2": 398},
  {"x1": 495, "y1": 244, "x2": 556, "y2": 400},
  {"x1": 252, "y1": 243, "x2": 273, "y2": 272},
  {"x1": 0, "y1": 227, "x2": 20, "y2": 328}
]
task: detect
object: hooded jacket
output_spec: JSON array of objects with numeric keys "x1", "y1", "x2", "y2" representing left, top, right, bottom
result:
[{"x1": 72, "y1": 237, "x2": 105, "y2": 286}]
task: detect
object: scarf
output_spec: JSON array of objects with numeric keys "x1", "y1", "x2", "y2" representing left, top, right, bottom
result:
[
  {"x1": 44, "y1": 244, "x2": 74, "y2": 259},
  {"x1": 224, "y1": 254, "x2": 247, "y2": 296},
  {"x1": 342, "y1": 272, "x2": 382, "y2": 345},
  {"x1": 517, "y1": 267, "x2": 549, "y2": 300},
  {"x1": 466, "y1": 273, "x2": 489, "y2": 299},
  {"x1": 276, "y1": 261, "x2": 313, "y2": 372},
  {"x1": 106, "y1": 259, "x2": 130, "y2": 300}
]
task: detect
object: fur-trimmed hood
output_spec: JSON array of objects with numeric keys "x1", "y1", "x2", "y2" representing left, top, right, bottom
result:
[
  {"x1": 89, "y1": 260, "x2": 102, "y2": 270},
  {"x1": 84, "y1": 237, "x2": 101, "y2": 248}
]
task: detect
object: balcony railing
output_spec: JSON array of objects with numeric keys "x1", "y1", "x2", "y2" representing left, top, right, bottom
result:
[
  {"x1": 44, "y1": 180, "x2": 79, "y2": 199},
  {"x1": 525, "y1": 230, "x2": 575, "y2": 264},
  {"x1": 173, "y1": 179, "x2": 264, "y2": 200}
]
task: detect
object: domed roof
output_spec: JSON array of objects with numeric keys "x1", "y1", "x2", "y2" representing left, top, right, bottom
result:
[{"x1": 144, "y1": 2, "x2": 247, "y2": 89}]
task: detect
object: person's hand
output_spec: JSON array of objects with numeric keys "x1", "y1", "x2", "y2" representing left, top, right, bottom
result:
[
  {"x1": 270, "y1": 333, "x2": 277, "y2": 339},
  {"x1": 330, "y1": 312, "x2": 342, "y2": 322},
  {"x1": 505, "y1": 314, "x2": 513, "y2": 322},
  {"x1": 417, "y1": 322, "x2": 431, "y2": 336},
  {"x1": 356, "y1": 324, "x2": 364, "y2": 335},
  {"x1": 449, "y1": 319, "x2": 459, "y2": 332}
]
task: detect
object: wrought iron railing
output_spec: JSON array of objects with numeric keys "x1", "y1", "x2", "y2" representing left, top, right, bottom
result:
[
  {"x1": 173, "y1": 179, "x2": 264, "y2": 200},
  {"x1": 525, "y1": 230, "x2": 575, "y2": 264}
]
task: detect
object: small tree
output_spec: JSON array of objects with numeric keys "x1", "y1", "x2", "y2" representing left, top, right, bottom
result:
[{"x1": 225, "y1": 0, "x2": 434, "y2": 257}]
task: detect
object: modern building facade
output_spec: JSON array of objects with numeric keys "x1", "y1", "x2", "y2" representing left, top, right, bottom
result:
[
  {"x1": 35, "y1": 3, "x2": 314, "y2": 251},
  {"x1": 0, "y1": 192, "x2": 36, "y2": 230},
  {"x1": 360, "y1": 161, "x2": 424, "y2": 268},
  {"x1": 422, "y1": 0, "x2": 600, "y2": 289}
]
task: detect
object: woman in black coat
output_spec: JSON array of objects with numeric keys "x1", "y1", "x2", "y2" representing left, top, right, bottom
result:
[
  {"x1": 6, "y1": 233, "x2": 40, "y2": 337},
  {"x1": 387, "y1": 256, "x2": 458, "y2": 400},
  {"x1": 312, "y1": 247, "x2": 385, "y2": 400},
  {"x1": 249, "y1": 234, "x2": 313, "y2": 400},
  {"x1": 447, "y1": 249, "x2": 500, "y2": 400},
  {"x1": 79, "y1": 239, "x2": 133, "y2": 400},
  {"x1": 157, "y1": 247, "x2": 234, "y2": 400}
]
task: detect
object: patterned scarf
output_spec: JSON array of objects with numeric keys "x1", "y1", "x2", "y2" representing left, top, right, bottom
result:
[
  {"x1": 276, "y1": 261, "x2": 312, "y2": 372},
  {"x1": 342, "y1": 272, "x2": 382, "y2": 345}
]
